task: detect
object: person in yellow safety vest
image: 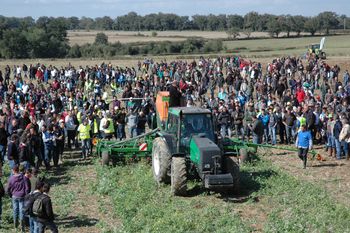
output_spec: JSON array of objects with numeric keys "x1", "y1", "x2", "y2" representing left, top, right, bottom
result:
[
  {"x1": 77, "y1": 111, "x2": 82, "y2": 124},
  {"x1": 296, "y1": 113, "x2": 307, "y2": 133},
  {"x1": 100, "y1": 112, "x2": 115, "y2": 140},
  {"x1": 78, "y1": 118, "x2": 91, "y2": 159},
  {"x1": 111, "y1": 81, "x2": 118, "y2": 96}
]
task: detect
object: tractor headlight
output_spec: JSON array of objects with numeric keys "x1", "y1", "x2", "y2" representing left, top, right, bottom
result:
[{"x1": 204, "y1": 164, "x2": 211, "y2": 169}]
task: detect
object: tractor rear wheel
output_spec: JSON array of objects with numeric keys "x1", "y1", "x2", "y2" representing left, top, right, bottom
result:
[
  {"x1": 224, "y1": 156, "x2": 240, "y2": 193},
  {"x1": 239, "y1": 148, "x2": 249, "y2": 164},
  {"x1": 152, "y1": 138, "x2": 171, "y2": 184},
  {"x1": 171, "y1": 157, "x2": 187, "y2": 196},
  {"x1": 101, "y1": 151, "x2": 110, "y2": 166}
]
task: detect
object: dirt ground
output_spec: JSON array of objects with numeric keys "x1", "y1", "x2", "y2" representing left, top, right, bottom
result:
[
  {"x1": 48, "y1": 151, "x2": 118, "y2": 233},
  {"x1": 263, "y1": 146, "x2": 350, "y2": 208}
]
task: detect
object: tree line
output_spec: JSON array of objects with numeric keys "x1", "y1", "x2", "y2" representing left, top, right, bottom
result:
[
  {"x1": 0, "y1": 11, "x2": 348, "y2": 58},
  {"x1": 0, "y1": 11, "x2": 348, "y2": 33}
]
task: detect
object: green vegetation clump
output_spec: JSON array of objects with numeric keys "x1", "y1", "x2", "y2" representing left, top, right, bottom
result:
[{"x1": 95, "y1": 157, "x2": 350, "y2": 232}]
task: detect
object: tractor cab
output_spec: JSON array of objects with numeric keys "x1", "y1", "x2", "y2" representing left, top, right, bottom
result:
[{"x1": 167, "y1": 107, "x2": 215, "y2": 153}]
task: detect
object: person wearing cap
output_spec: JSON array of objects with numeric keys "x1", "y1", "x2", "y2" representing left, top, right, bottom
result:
[
  {"x1": 77, "y1": 118, "x2": 91, "y2": 159},
  {"x1": 295, "y1": 124, "x2": 313, "y2": 169}
]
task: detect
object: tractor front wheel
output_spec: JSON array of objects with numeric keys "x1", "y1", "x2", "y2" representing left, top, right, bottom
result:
[
  {"x1": 224, "y1": 156, "x2": 240, "y2": 193},
  {"x1": 152, "y1": 138, "x2": 171, "y2": 184},
  {"x1": 171, "y1": 157, "x2": 187, "y2": 196},
  {"x1": 101, "y1": 151, "x2": 110, "y2": 166}
]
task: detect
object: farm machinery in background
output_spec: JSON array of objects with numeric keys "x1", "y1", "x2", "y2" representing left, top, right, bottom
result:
[
  {"x1": 307, "y1": 37, "x2": 326, "y2": 60},
  {"x1": 96, "y1": 92, "x2": 321, "y2": 196}
]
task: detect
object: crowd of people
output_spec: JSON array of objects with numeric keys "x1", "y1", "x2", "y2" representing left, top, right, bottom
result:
[{"x1": 0, "y1": 54, "x2": 348, "y2": 231}]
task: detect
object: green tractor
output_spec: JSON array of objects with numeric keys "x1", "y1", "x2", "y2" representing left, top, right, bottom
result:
[
  {"x1": 307, "y1": 37, "x2": 326, "y2": 60},
  {"x1": 152, "y1": 107, "x2": 240, "y2": 196}
]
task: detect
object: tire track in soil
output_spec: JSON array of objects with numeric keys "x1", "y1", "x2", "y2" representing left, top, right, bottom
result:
[{"x1": 48, "y1": 151, "x2": 119, "y2": 233}]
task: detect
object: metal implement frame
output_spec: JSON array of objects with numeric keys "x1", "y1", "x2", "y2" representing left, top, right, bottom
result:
[{"x1": 96, "y1": 128, "x2": 159, "y2": 159}]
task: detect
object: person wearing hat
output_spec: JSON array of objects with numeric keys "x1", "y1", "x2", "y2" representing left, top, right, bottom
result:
[
  {"x1": 295, "y1": 124, "x2": 313, "y2": 169},
  {"x1": 77, "y1": 118, "x2": 91, "y2": 159}
]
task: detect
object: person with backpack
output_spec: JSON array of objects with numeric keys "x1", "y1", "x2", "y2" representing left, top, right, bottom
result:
[
  {"x1": 7, "y1": 164, "x2": 30, "y2": 232},
  {"x1": 34, "y1": 183, "x2": 58, "y2": 233},
  {"x1": 23, "y1": 181, "x2": 44, "y2": 233}
]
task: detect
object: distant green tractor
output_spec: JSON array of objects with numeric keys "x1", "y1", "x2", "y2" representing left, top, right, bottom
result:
[
  {"x1": 152, "y1": 107, "x2": 240, "y2": 196},
  {"x1": 307, "y1": 37, "x2": 326, "y2": 60}
]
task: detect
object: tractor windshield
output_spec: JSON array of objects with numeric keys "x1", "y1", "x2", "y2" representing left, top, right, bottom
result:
[{"x1": 181, "y1": 114, "x2": 215, "y2": 142}]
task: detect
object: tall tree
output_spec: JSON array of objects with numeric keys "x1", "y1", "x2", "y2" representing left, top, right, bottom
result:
[{"x1": 317, "y1": 11, "x2": 339, "y2": 35}]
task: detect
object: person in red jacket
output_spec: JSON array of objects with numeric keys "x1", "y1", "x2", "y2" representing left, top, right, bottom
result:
[{"x1": 296, "y1": 88, "x2": 305, "y2": 104}]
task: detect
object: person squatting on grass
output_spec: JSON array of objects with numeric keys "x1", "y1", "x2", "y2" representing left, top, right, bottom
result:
[{"x1": 296, "y1": 124, "x2": 313, "y2": 169}]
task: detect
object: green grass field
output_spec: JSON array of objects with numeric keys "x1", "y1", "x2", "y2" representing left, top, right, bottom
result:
[
  {"x1": 224, "y1": 34, "x2": 350, "y2": 58},
  {"x1": 94, "y1": 156, "x2": 350, "y2": 233}
]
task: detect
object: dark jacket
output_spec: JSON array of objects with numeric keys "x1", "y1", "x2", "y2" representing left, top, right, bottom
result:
[
  {"x1": 252, "y1": 119, "x2": 264, "y2": 136},
  {"x1": 7, "y1": 173, "x2": 30, "y2": 198},
  {"x1": 283, "y1": 113, "x2": 296, "y2": 127},
  {"x1": 0, "y1": 128, "x2": 8, "y2": 146},
  {"x1": 305, "y1": 110, "x2": 316, "y2": 129},
  {"x1": 36, "y1": 193, "x2": 55, "y2": 222},
  {"x1": 218, "y1": 111, "x2": 231, "y2": 125},
  {"x1": 7, "y1": 141, "x2": 19, "y2": 162},
  {"x1": 334, "y1": 120, "x2": 342, "y2": 140},
  {"x1": 169, "y1": 85, "x2": 182, "y2": 107}
]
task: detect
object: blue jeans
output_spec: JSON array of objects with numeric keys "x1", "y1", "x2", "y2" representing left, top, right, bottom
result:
[
  {"x1": 30, "y1": 216, "x2": 39, "y2": 233},
  {"x1": 335, "y1": 139, "x2": 341, "y2": 159},
  {"x1": 117, "y1": 124, "x2": 126, "y2": 140},
  {"x1": 8, "y1": 160, "x2": 17, "y2": 176},
  {"x1": 286, "y1": 125, "x2": 295, "y2": 143},
  {"x1": 341, "y1": 141, "x2": 349, "y2": 158},
  {"x1": 44, "y1": 145, "x2": 54, "y2": 167},
  {"x1": 269, "y1": 126, "x2": 277, "y2": 145},
  {"x1": 12, "y1": 197, "x2": 24, "y2": 223},
  {"x1": 327, "y1": 134, "x2": 335, "y2": 148},
  {"x1": 81, "y1": 139, "x2": 91, "y2": 158},
  {"x1": 37, "y1": 220, "x2": 58, "y2": 233},
  {"x1": 263, "y1": 125, "x2": 269, "y2": 143},
  {"x1": 129, "y1": 127, "x2": 137, "y2": 138},
  {"x1": 0, "y1": 144, "x2": 6, "y2": 163},
  {"x1": 253, "y1": 134, "x2": 262, "y2": 144}
]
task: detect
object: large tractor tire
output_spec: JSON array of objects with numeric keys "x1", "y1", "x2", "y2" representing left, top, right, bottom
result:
[
  {"x1": 152, "y1": 138, "x2": 171, "y2": 184},
  {"x1": 171, "y1": 157, "x2": 187, "y2": 196},
  {"x1": 239, "y1": 148, "x2": 249, "y2": 164},
  {"x1": 224, "y1": 156, "x2": 240, "y2": 193},
  {"x1": 101, "y1": 151, "x2": 110, "y2": 166},
  {"x1": 320, "y1": 52, "x2": 326, "y2": 60}
]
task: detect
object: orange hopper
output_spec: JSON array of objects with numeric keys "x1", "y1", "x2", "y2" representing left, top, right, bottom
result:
[{"x1": 156, "y1": 91, "x2": 170, "y2": 127}]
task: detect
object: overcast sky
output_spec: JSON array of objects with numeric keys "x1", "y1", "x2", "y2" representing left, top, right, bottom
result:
[{"x1": 1, "y1": 0, "x2": 349, "y2": 18}]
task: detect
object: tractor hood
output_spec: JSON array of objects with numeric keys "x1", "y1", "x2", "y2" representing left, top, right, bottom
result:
[{"x1": 190, "y1": 135, "x2": 221, "y2": 176}]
